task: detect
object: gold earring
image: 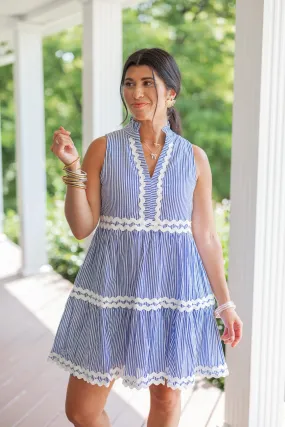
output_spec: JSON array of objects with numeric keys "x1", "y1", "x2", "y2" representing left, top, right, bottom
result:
[{"x1": 166, "y1": 97, "x2": 176, "y2": 108}]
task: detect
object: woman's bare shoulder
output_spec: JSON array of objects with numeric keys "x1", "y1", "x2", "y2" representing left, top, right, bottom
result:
[
  {"x1": 191, "y1": 144, "x2": 210, "y2": 181},
  {"x1": 82, "y1": 135, "x2": 107, "y2": 173}
]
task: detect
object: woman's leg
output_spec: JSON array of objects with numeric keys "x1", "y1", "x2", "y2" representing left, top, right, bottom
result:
[
  {"x1": 147, "y1": 382, "x2": 182, "y2": 427},
  {"x1": 65, "y1": 374, "x2": 116, "y2": 427}
]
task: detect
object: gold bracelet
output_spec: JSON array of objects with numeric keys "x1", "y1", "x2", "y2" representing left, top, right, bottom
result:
[
  {"x1": 63, "y1": 169, "x2": 87, "y2": 178},
  {"x1": 62, "y1": 172, "x2": 87, "y2": 180},
  {"x1": 62, "y1": 167, "x2": 87, "y2": 184},
  {"x1": 65, "y1": 182, "x2": 86, "y2": 189},
  {"x1": 62, "y1": 158, "x2": 88, "y2": 190},
  {"x1": 62, "y1": 177, "x2": 87, "y2": 184},
  {"x1": 63, "y1": 156, "x2": 81, "y2": 169},
  {"x1": 62, "y1": 176, "x2": 87, "y2": 181},
  {"x1": 62, "y1": 173, "x2": 87, "y2": 180}
]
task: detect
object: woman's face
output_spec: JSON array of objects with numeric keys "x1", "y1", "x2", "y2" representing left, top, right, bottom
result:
[{"x1": 123, "y1": 65, "x2": 175, "y2": 122}]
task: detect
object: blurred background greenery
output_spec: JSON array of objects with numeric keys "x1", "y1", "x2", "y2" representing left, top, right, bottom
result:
[{"x1": 0, "y1": 0, "x2": 235, "y2": 390}]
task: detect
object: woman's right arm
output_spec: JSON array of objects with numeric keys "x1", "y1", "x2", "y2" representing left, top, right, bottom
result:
[{"x1": 51, "y1": 127, "x2": 107, "y2": 240}]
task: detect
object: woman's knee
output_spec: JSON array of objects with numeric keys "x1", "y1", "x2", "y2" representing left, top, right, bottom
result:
[
  {"x1": 149, "y1": 383, "x2": 181, "y2": 412},
  {"x1": 66, "y1": 408, "x2": 98, "y2": 427},
  {"x1": 65, "y1": 375, "x2": 115, "y2": 425}
]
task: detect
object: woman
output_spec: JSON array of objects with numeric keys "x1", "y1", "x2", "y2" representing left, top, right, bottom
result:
[{"x1": 48, "y1": 48, "x2": 243, "y2": 427}]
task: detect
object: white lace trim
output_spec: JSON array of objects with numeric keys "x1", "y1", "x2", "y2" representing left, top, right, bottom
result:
[
  {"x1": 47, "y1": 353, "x2": 229, "y2": 390},
  {"x1": 100, "y1": 215, "x2": 191, "y2": 227},
  {"x1": 155, "y1": 142, "x2": 174, "y2": 221},
  {"x1": 98, "y1": 215, "x2": 192, "y2": 234},
  {"x1": 98, "y1": 221, "x2": 192, "y2": 234},
  {"x1": 70, "y1": 286, "x2": 216, "y2": 312},
  {"x1": 129, "y1": 137, "x2": 146, "y2": 220},
  {"x1": 128, "y1": 137, "x2": 176, "y2": 227}
]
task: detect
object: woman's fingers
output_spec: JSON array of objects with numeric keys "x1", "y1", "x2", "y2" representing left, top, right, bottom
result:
[
  {"x1": 50, "y1": 128, "x2": 79, "y2": 165},
  {"x1": 221, "y1": 326, "x2": 233, "y2": 343},
  {"x1": 57, "y1": 134, "x2": 73, "y2": 143},
  {"x1": 53, "y1": 133, "x2": 73, "y2": 146},
  {"x1": 228, "y1": 323, "x2": 235, "y2": 341},
  {"x1": 60, "y1": 126, "x2": 70, "y2": 133},
  {"x1": 231, "y1": 321, "x2": 243, "y2": 347},
  {"x1": 53, "y1": 128, "x2": 71, "y2": 142},
  {"x1": 221, "y1": 319, "x2": 243, "y2": 347},
  {"x1": 53, "y1": 131, "x2": 69, "y2": 142},
  {"x1": 51, "y1": 134, "x2": 74, "y2": 154}
]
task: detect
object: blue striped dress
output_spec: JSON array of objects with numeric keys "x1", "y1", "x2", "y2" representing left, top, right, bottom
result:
[{"x1": 47, "y1": 115, "x2": 229, "y2": 390}]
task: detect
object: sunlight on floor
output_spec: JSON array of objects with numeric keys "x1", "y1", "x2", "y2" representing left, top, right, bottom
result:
[{"x1": 4, "y1": 271, "x2": 71, "y2": 335}]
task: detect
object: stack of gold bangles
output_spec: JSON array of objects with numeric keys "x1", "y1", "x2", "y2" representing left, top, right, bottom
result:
[{"x1": 62, "y1": 156, "x2": 87, "y2": 189}]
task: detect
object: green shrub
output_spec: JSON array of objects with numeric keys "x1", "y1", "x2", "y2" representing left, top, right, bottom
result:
[
  {"x1": 3, "y1": 209, "x2": 20, "y2": 243},
  {"x1": 46, "y1": 199, "x2": 86, "y2": 283},
  {"x1": 3, "y1": 199, "x2": 85, "y2": 283}
]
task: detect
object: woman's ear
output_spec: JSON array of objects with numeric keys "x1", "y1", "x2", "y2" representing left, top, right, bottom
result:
[{"x1": 169, "y1": 89, "x2": 176, "y2": 99}]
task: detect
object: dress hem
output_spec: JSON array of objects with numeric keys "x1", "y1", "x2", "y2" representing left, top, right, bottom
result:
[{"x1": 47, "y1": 352, "x2": 229, "y2": 391}]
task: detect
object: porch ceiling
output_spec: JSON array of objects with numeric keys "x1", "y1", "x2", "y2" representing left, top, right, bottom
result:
[
  {"x1": 0, "y1": 0, "x2": 53, "y2": 16},
  {"x1": 0, "y1": 0, "x2": 141, "y2": 45}
]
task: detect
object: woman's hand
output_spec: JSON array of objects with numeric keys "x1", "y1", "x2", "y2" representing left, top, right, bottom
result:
[
  {"x1": 50, "y1": 126, "x2": 79, "y2": 167},
  {"x1": 220, "y1": 308, "x2": 243, "y2": 348}
]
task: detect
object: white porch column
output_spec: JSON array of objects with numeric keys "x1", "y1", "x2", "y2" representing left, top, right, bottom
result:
[
  {"x1": 224, "y1": 0, "x2": 285, "y2": 426},
  {"x1": 0, "y1": 103, "x2": 4, "y2": 235},
  {"x1": 81, "y1": 0, "x2": 123, "y2": 246},
  {"x1": 13, "y1": 22, "x2": 49, "y2": 276},
  {"x1": 81, "y1": 0, "x2": 122, "y2": 144}
]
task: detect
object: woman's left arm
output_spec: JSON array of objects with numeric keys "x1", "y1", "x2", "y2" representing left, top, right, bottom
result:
[{"x1": 191, "y1": 144, "x2": 243, "y2": 348}]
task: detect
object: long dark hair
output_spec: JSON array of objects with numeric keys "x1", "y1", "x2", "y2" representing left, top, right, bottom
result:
[{"x1": 120, "y1": 48, "x2": 183, "y2": 135}]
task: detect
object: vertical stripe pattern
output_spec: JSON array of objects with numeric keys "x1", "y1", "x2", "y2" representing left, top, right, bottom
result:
[{"x1": 47, "y1": 116, "x2": 229, "y2": 390}]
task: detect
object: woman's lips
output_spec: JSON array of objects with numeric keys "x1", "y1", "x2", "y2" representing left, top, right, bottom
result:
[{"x1": 133, "y1": 103, "x2": 149, "y2": 109}]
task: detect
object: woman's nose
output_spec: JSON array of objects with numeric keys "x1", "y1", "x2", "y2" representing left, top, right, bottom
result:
[{"x1": 133, "y1": 87, "x2": 144, "y2": 99}]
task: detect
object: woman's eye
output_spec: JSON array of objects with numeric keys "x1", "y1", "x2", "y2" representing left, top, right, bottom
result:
[{"x1": 124, "y1": 81, "x2": 153, "y2": 87}]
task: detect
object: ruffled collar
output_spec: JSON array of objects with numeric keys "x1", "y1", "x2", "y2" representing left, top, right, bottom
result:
[{"x1": 124, "y1": 115, "x2": 172, "y2": 138}]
